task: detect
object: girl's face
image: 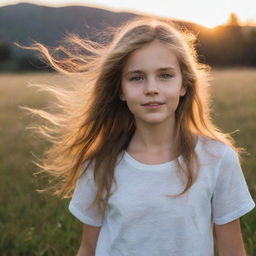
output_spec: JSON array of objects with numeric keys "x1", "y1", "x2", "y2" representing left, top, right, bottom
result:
[{"x1": 120, "y1": 40, "x2": 186, "y2": 125}]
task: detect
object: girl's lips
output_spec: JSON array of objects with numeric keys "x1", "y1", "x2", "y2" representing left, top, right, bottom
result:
[{"x1": 142, "y1": 103, "x2": 165, "y2": 109}]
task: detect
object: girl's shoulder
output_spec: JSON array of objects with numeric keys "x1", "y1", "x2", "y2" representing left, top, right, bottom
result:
[
  {"x1": 79, "y1": 159, "x2": 96, "y2": 180},
  {"x1": 198, "y1": 134, "x2": 236, "y2": 161}
]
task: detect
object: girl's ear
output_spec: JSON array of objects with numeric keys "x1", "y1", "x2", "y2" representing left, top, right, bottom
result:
[
  {"x1": 180, "y1": 87, "x2": 186, "y2": 96},
  {"x1": 120, "y1": 94, "x2": 126, "y2": 101}
]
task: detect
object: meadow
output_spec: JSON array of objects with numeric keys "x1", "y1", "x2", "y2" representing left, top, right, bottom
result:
[{"x1": 0, "y1": 68, "x2": 255, "y2": 255}]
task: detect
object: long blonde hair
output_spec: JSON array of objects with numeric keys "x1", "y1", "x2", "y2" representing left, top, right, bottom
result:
[{"x1": 17, "y1": 16, "x2": 244, "y2": 223}]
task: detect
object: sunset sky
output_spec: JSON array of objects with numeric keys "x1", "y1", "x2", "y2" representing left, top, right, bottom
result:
[{"x1": 1, "y1": 0, "x2": 256, "y2": 28}]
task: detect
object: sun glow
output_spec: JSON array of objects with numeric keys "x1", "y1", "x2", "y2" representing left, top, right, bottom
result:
[{"x1": 186, "y1": 14, "x2": 229, "y2": 29}]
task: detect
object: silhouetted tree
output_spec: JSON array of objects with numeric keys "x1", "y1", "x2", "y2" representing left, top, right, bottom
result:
[
  {"x1": 0, "y1": 41, "x2": 11, "y2": 61},
  {"x1": 227, "y1": 13, "x2": 241, "y2": 26}
]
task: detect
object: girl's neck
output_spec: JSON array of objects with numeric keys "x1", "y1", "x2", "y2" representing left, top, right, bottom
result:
[{"x1": 128, "y1": 121, "x2": 176, "y2": 153}]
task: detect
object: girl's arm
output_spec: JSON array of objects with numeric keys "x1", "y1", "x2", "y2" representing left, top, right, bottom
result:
[
  {"x1": 76, "y1": 223, "x2": 101, "y2": 256},
  {"x1": 214, "y1": 218, "x2": 247, "y2": 256}
]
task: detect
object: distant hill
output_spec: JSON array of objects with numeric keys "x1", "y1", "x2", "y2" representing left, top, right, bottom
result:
[
  {"x1": 0, "y1": 2, "x2": 137, "y2": 57},
  {"x1": 0, "y1": 2, "x2": 255, "y2": 68},
  {"x1": 0, "y1": 2, "x2": 208, "y2": 57}
]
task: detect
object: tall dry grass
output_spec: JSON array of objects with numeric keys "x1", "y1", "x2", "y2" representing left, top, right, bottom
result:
[{"x1": 0, "y1": 68, "x2": 255, "y2": 255}]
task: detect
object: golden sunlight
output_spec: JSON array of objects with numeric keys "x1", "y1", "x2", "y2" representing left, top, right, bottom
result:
[{"x1": 180, "y1": 13, "x2": 228, "y2": 29}]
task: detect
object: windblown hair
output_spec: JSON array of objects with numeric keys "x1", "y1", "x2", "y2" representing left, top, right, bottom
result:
[{"x1": 17, "y1": 16, "x2": 244, "y2": 223}]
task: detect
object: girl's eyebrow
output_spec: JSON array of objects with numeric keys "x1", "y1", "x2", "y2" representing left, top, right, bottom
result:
[{"x1": 124, "y1": 67, "x2": 176, "y2": 76}]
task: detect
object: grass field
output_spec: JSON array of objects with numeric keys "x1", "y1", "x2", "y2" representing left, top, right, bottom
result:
[{"x1": 0, "y1": 68, "x2": 256, "y2": 255}]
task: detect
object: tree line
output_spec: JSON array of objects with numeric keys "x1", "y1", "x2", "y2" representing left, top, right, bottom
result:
[{"x1": 0, "y1": 24, "x2": 256, "y2": 72}]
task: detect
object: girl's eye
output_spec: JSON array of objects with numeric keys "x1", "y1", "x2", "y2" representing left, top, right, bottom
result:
[
  {"x1": 160, "y1": 73, "x2": 173, "y2": 78},
  {"x1": 130, "y1": 76, "x2": 143, "y2": 81},
  {"x1": 129, "y1": 74, "x2": 173, "y2": 81}
]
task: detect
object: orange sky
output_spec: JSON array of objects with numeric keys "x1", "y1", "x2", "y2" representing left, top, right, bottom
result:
[{"x1": 1, "y1": 0, "x2": 256, "y2": 28}]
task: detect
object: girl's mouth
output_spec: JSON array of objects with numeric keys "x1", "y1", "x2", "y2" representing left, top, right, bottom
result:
[{"x1": 142, "y1": 103, "x2": 165, "y2": 109}]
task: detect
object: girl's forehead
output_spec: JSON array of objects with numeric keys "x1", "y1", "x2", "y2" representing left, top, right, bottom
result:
[{"x1": 123, "y1": 41, "x2": 180, "y2": 72}]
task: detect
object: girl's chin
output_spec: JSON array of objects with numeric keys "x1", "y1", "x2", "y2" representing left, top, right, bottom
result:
[{"x1": 135, "y1": 116, "x2": 171, "y2": 125}]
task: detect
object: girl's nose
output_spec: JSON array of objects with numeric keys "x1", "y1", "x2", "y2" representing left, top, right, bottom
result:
[{"x1": 144, "y1": 79, "x2": 159, "y2": 95}]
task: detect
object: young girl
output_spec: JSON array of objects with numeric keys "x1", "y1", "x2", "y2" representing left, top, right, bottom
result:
[{"x1": 19, "y1": 17, "x2": 255, "y2": 255}]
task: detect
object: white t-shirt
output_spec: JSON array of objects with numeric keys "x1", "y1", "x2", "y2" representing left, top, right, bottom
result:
[{"x1": 68, "y1": 134, "x2": 255, "y2": 256}]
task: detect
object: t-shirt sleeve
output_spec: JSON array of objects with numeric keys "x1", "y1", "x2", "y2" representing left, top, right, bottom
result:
[
  {"x1": 68, "y1": 161, "x2": 103, "y2": 227},
  {"x1": 211, "y1": 145, "x2": 255, "y2": 225}
]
